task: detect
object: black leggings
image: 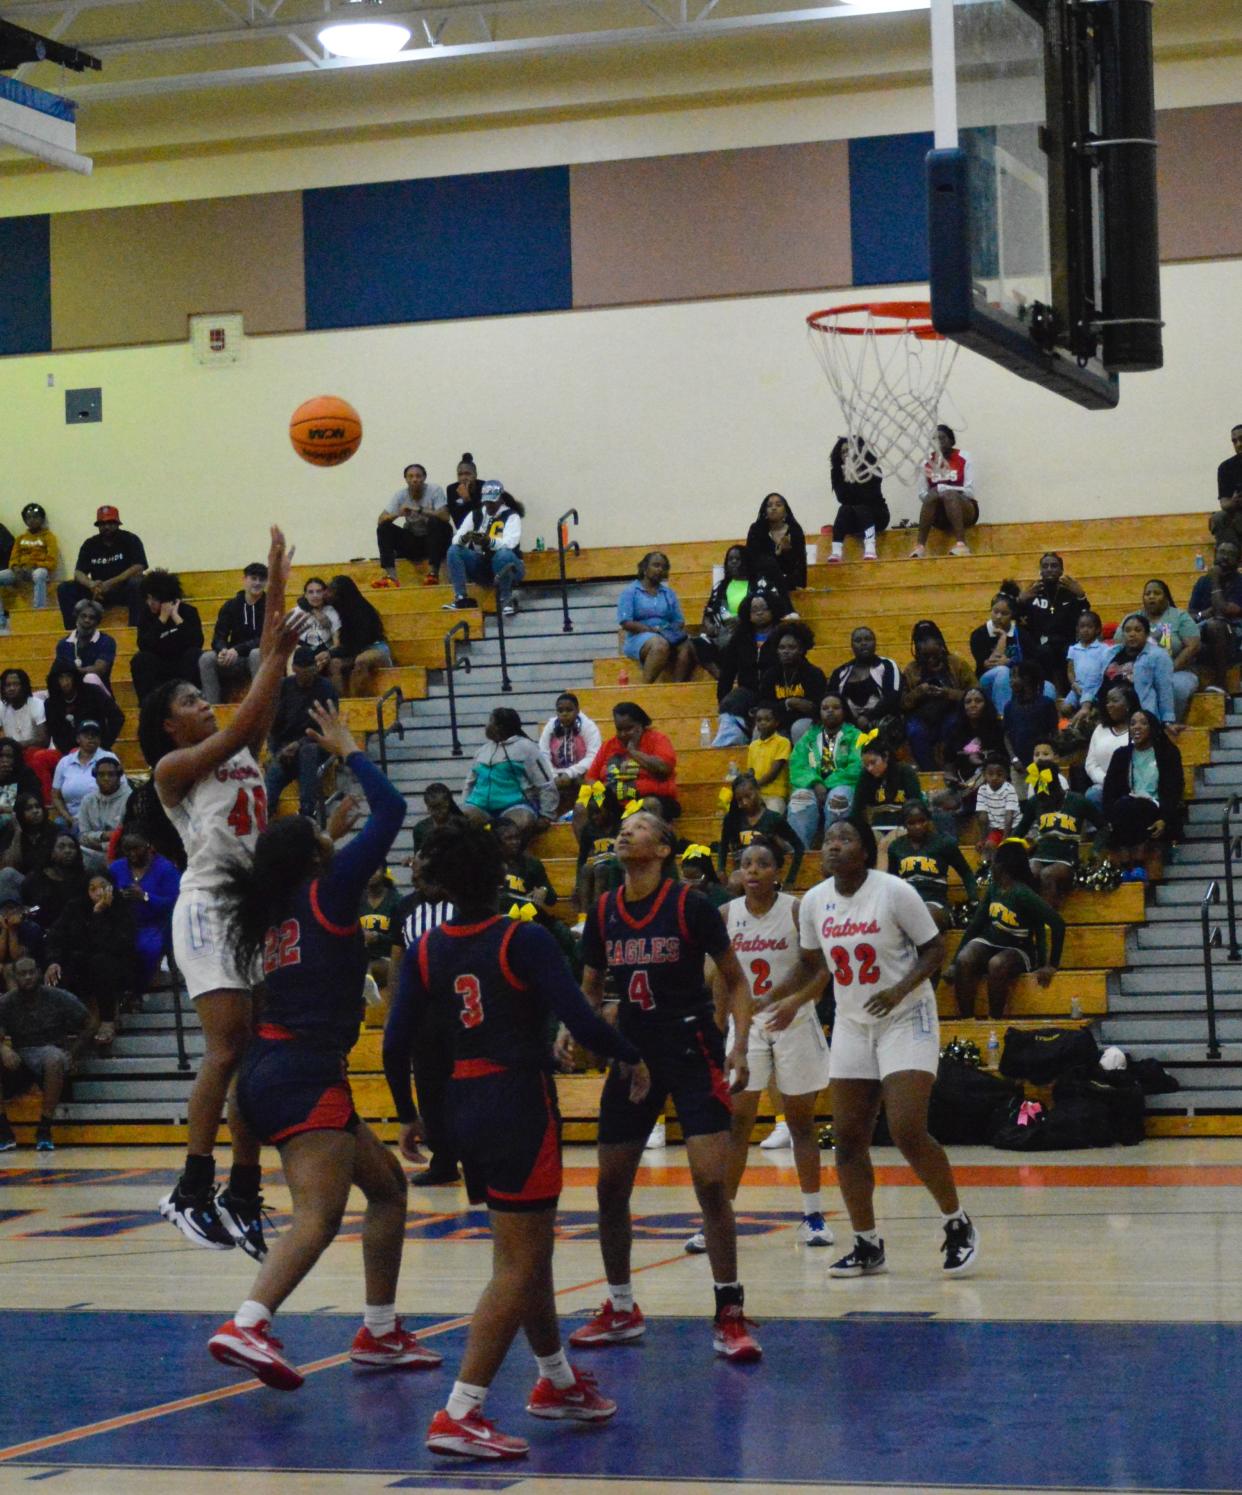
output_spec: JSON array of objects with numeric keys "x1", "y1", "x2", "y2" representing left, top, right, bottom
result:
[
  {"x1": 377, "y1": 518, "x2": 451, "y2": 572},
  {"x1": 832, "y1": 503, "x2": 890, "y2": 541}
]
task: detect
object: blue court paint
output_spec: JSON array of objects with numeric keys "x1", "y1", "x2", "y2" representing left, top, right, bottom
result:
[
  {"x1": 3, "y1": 1311, "x2": 1240, "y2": 1490},
  {"x1": 848, "y1": 133, "x2": 933, "y2": 287}
]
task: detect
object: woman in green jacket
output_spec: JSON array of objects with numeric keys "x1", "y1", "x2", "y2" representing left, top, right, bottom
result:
[{"x1": 786, "y1": 694, "x2": 862, "y2": 850}]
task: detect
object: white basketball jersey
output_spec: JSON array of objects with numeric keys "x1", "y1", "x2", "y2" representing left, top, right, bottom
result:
[
  {"x1": 726, "y1": 892, "x2": 805, "y2": 1026},
  {"x1": 162, "y1": 747, "x2": 265, "y2": 897}
]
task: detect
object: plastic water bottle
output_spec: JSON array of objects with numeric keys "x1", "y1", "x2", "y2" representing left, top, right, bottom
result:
[
  {"x1": 700, "y1": 718, "x2": 712, "y2": 747},
  {"x1": 986, "y1": 1029, "x2": 1000, "y2": 1071},
  {"x1": 726, "y1": 760, "x2": 739, "y2": 782},
  {"x1": 535, "y1": 536, "x2": 546, "y2": 552},
  {"x1": 1195, "y1": 552, "x2": 1206, "y2": 571},
  {"x1": 1070, "y1": 994, "x2": 1083, "y2": 1020}
]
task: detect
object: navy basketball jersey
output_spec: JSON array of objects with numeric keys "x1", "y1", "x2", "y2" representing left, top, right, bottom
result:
[
  {"x1": 582, "y1": 879, "x2": 731, "y2": 1030},
  {"x1": 257, "y1": 880, "x2": 366, "y2": 1053}
]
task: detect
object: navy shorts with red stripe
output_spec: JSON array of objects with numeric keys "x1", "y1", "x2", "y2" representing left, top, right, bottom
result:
[
  {"x1": 597, "y1": 1009, "x2": 732, "y2": 1146},
  {"x1": 449, "y1": 1064, "x2": 562, "y2": 1213},
  {"x1": 235, "y1": 1035, "x2": 360, "y2": 1146}
]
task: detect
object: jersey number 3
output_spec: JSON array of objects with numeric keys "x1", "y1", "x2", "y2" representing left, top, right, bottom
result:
[
  {"x1": 228, "y1": 786, "x2": 269, "y2": 838},
  {"x1": 455, "y1": 974, "x2": 484, "y2": 1029},
  {"x1": 829, "y1": 943, "x2": 880, "y2": 987}
]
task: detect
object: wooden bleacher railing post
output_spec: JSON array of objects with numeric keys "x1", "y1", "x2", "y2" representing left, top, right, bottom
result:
[{"x1": 556, "y1": 508, "x2": 580, "y2": 634}]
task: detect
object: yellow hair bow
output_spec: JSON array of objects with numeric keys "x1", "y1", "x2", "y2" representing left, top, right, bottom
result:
[
  {"x1": 1025, "y1": 764, "x2": 1054, "y2": 793},
  {"x1": 682, "y1": 844, "x2": 713, "y2": 862},
  {"x1": 718, "y1": 785, "x2": 734, "y2": 811},
  {"x1": 576, "y1": 781, "x2": 606, "y2": 807},
  {"x1": 621, "y1": 798, "x2": 644, "y2": 819},
  {"x1": 856, "y1": 728, "x2": 879, "y2": 749},
  {"x1": 1000, "y1": 836, "x2": 1032, "y2": 849},
  {"x1": 508, "y1": 902, "x2": 537, "y2": 922}
]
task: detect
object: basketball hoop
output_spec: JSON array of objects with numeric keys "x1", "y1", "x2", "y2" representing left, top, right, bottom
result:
[{"x1": 806, "y1": 301, "x2": 958, "y2": 486}]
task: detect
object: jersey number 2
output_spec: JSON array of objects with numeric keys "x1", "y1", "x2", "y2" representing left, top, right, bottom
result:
[
  {"x1": 749, "y1": 958, "x2": 772, "y2": 996},
  {"x1": 455, "y1": 974, "x2": 484, "y2": 1029},
  {"x1": 227, "y1": 786, "x2": 268, "y2": 838},
  {"x1": 828, "y1": 944, "x2": 880, "y2": 987}
]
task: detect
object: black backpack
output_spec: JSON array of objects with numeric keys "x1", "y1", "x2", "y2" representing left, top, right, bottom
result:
[
  {"x1": 999, "y1": 1025, "x2": 1099, "y2": 1085},
  {"x1": 928, "y1": 1058, "x2": 1022, "y2": 1145},
  {"x1": 1054, "y1": 1074, "x2": 1146, "y2": 1146}
]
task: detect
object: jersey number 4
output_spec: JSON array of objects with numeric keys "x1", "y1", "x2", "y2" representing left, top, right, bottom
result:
[
  {"x1": 227, "y1": 785, "x2": 269, "y2": 838},
  {"x1": 627, "y1": 970, "x2": 655, "y2": 1011},
  {"x1": 455, "y1": 974, "x2": 484, "y2": 1029},
  {"x1": 829, "y1": 944, "x2": 880, "y2": 987}
]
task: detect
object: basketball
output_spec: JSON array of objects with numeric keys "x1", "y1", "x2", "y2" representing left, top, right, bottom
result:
[{"x1": 289, "y1": 395, "x2": 362, "y2": 466}]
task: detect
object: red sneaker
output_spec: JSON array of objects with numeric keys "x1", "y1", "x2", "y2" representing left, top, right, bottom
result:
[
  {"x1": 712, "y1": 1304, "x2": 763, "y2": 1362},
  {"x1": 208, "y1": 1318, "x2": 304, "y2": 1391},
  {"x1": 568, "y1": 1300, "x2": 646, "y2": 1347},
  {"x1": 370, "y1": 574, "x2": 399, "y2": 589},
  {"x1": 349, "y1": 1320, "x2": 443, "y2": 1369},
  {"x1": 426, "y1": 1407, "x2": 529, "y2": 1460},
  {"x1": 526, "y1": 1367, "x2": 617, "y2": 1421},
  {"x1": 423, "y1": 571, "x2": 440, "y2": 586}
]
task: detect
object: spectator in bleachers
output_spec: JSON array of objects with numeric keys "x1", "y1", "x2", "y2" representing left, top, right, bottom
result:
[
  {"x1": 443, "y1": 483, "x2": 526, "y2": 619},
  {"x1": 1209, "y1": 424, "x2": 1242, "y2": 549},
  {"x1": 130, "y1": 571, "x2": 203, "y2": 705},
  {"x1": 463, "y1": 707, "x2": 558, "y2": 839},
  {"x1": 51, "y1": 724, "x2": 118, "y2": 829},
  {"x1": 376, "y1": 463, "x2": 451, "y2": 587},
  {"x1": 494, "y1": 817, "x2": 556, "y2": 910},
  {"x1": 943, "y1": 687, "x2": 1006, "y2": 808},
  {"x1": 0, "y1": 674, "x2": 59, "y2": 803},
  {"x1": 1096, "y1": 613, "x2": 1177, "y2": 731},
  {"x1": 326, "y1": 575, "x2": 392, "y2": 698},
  {"x1": 22, "y1": 832, "x2": 88, "y2": 932},
  {"x1": 910, "y1": 425, "x2": 976, "y2": 558},
  {"x1": 359, "y1": 866, "x2": 402, "y2": 994},
  {"x1": 199, "y1": 562, "x2": 267, "y2": 704},
  {"x1": 43, "y1": 665, "x2": 123, "y2": 755},
  {"x1": 901, "y1": 621, "x2": 978, "y2": 769},
  {"x1": 0, "y1": 503, "x2": 58, "y2": 612},
  {"x1": 850, "y1": 737, "x2": 925, "y2": 831},
  {"x1": 46, "y1": 874, "x2": 136, "y2": 1047},
  {"x1": 717, "y1": 771, "x2": 803, "y2": 886},
  {"x1": 969, "y1": 587, "x2": 1043, "y2": 715},
  {"x1": 616, "y1": 552, "x2": 694, "y2": 684},
  {"x1": 1101, "y1": 708, "x2": 1184, "y2": 881},
  {"x1": 577, "y1": 702, "x2": 679, "y2": 826},
  {"x1": 56, "y1": 505, "x2": 147, "y2": 630},
  {"x1": 757, "y1": 622, "x2": 825, "y2": 744},
  {"x1": 538, "y1": 692, "x2": 602, "y2": 816},
  {"x1": 573, "y1": 783, "x2": 623, "y2": 907},
  {"x1": 693, "y1": 546, "x2": 791, "y2": 677},
  {"x1": 410, "y1": 782, "x2": 465, "y2": 855},
  {"x1": 0, "y1": 898, "x2": 46, "y2": 984},
  {"x1": 445, "y1": 452, "x2": 484, "y2": 527},
  {"x1": 1063, "y1": 610, "x2": 1112, "y2": 715},
  {"x1": 1137, "y1": 580, "x2": 1201, "y2": 722},
  {"x1": 827, "y1": 436, "x2": 889, "y2": 564},
  {"x1": 263, "y1": 645, "x2": 339, "y2": 817},
  {"x1": 714, "y1": 594, "x2": 782, "y2": 746},
  {"x1": 0, "y1": 795, "x2": 57, "y2": 899},
  {"x1": 746, "y1": 702, "x2": 792, "y2": 812},
  {"x1": 1002, "y1": 660, "x2": 1060, "y2": 772},
  {"x1": 0, "y1": 956, "x2": 96, "y2": 1152},
  {"x1": 1015, "y1": 766, "x2": 1102, "y2": 910},
  {"x1": 1083, "y1": 685, "x2": 1140, "y2": 811},
  {"x1": 786, "y1": 693, "x2": 863, "y2": 849},
  {"x1": 76, "y1": 758, "x2": 132, "y2": 856},
  {"x1": 1016, "y1": 553, "x2": 1089, "y2": 692},
  {"x1": 824, "y1": 626, "x2": 903, "y2": 730},
  {"x1": 746, "y1": 492, "x2": 807, "y2": 593},
  {"x1": 678, "y1": 844, "x2": 731, "y2": 907},
  {"x1": 1189, "y1": 540, "x2": 1242, "y2": 695},
  {"x1": 0, "y1": 744, "x2": 40, "y2": 845},
  {"x1": 55, "y1": 600, "x2": 117, "y2": 694},
  {"x1": 294, "y1": 577, "x2": 339, "y2": 675},
  {"x1": 109, "y1": 830, "x2": 180, "y2": 989},
  {"x1": 878, "y1": 800, "x2": 977, "y2": 934}
]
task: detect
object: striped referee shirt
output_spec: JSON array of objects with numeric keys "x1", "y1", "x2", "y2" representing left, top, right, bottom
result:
[{"x1": 399, "y1": 898, "x2": 455, "y2": 948}]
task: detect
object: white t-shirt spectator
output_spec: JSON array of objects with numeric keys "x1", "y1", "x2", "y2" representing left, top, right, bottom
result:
[
  {"x1": 298, "y1": 603, "x2": 340, "y2": 652},
  {"x1": 975, "y1": 780, "x2": 1021, "y2": 829},
  {"x1": 0, "y1": 695, "x2": 46, "y2": 744},
  {"x1": 538, "y1": 711, "x2": 602, "y2": 783},
  {"x1": 384, "y1": 484, "x2": 448, "y2": 525},
  {"x1": 52, "y1": 748, "x2": 120, "y2": 822},
  {"x1": 798, "y1": 869, "x2": 938, "y2": 1024},
  {"x1": 1085, "y1": 722, "x2": 1131, "y2": 787}
]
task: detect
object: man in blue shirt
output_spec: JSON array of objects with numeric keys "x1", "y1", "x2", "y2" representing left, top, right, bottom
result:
[{"x1": 1189, "y1": 541, "x2": 1242, "y2": 694}]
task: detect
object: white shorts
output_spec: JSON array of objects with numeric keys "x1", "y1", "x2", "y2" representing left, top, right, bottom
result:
[
  {"x1": 828, "y1": 995, "x2": 940, "y2": 1082},
  {"x1": 172, "y1": 895, "x2": 252, "y2": 1000},
  {"x1": 745, "y1": 1012, "x2": 831, "y2": 1097}
]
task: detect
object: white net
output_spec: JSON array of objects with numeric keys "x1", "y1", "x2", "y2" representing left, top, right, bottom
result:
[{"x1": 806, "y1": 302, "x2": 959, "y2": 486}]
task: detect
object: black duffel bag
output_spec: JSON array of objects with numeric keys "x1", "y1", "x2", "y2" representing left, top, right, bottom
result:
[
  {"x1": 999, "y1": 1025, "x2": 1099, "y2": 1085},
  {"x1": 928, "y1": 1058, "x2": 1022, "y2": 1145},
  {"x1": 990, "y1": 1093, "x2": 1113, "y2": 1151},
  {"x1": 1054, "y1": 1074, "x2": 1146, "y2": 1146}
]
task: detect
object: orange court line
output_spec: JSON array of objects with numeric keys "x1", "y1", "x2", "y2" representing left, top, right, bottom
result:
[{"x1": 568, "y1": 1163, "x2": 1242, "y2": 1189}]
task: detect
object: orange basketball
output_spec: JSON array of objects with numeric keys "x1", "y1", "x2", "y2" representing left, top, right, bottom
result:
[{"x1": 289, "y1": 395, "x2": 362, "y2": 467}]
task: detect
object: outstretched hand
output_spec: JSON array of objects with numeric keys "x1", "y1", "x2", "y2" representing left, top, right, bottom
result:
[
  {"x1": 266, "y1": 525, "x2": 296, "y2": 593},
  {"x1": 306, "y1": 699, "x2": 359, "y2": 759}
]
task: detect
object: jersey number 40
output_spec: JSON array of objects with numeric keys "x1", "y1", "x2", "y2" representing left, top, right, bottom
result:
[{"x1": 227, "y1": 785, "x2": 269, "y2": 839}]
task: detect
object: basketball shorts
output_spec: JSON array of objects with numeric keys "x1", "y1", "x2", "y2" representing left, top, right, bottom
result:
[
  {"x1": 449, "y1": 1065, "x2": 562, "y2": 1213},
  {"x1": 172, "y1": 896, "x2": 254, "y2": 999},
  {"x1": 235, "y1": 1037, "x2": 360, "y2": 1146},
  {"x1": 598, "y1": 1010, "x2": 732, "y2": 1146},
  {"x1": 828, "y1": 995, "x2": 940, "y2": 1082},
  {"x1": 742, "y1": 1010, "x2": 831, "y2": 1097}
]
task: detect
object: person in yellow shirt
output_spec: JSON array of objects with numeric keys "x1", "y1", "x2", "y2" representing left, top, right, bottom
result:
[
  {"x1": 0, "y1": 504, "x2": 60, "y2": 613},
  {"x1": 746, "y1": 702, "x2": 792, "y2": 813}
]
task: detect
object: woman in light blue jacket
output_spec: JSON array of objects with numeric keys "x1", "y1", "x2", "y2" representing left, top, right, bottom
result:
[{"x1": 1095, "y1": 614, "x2": 1176, "y2": 727}]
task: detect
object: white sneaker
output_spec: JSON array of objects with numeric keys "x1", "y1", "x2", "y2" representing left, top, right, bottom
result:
[
  {"x1": 644, "y1": 1121, "x2": 666, "y2": 1150},
  {"x1": 862, "y1": 544, "x2": 878, "y2": 562},
  {"x1": 827, "y1": 551, "x2": 844, "y2": 565},
  {"x1": 949, "y1": 540, "x2": 971, "y2": 557},
  {"x1": 361, "y1": 975, "x2": 383, "y2": 1007},
  {"x1": 684, "y1": 1230, "x2": 708, "y2": 1254},
  {"x1": 908, "y1": 544, "x2": 927, "y2": 559},
  {"x1": 759, "y1": 1121, "x2": 791, "y2": 1150},
  {"x1": 796, "y1": 1213, "x2": 835, "y2": 1247}
]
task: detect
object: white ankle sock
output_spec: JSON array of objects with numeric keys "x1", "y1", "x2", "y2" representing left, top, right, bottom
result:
[
  {"x1": 534, "y1": 1349, "x2": 576, "y2": 1389},
  {"x1": 446, "y1": 1381, "x2": 488, "y2": 1420},
  {"x1": 942, "y1": 1209, "x2": 967, "y2": 1226},
  {"x1": 801, "y1": 1193, "x2": 823, "y2": 1217},
  {"x1": 864, "y1": 526, "x2": 877, "y2": 543},
  {"x1": 856, "y1": 1229, "x2": 880, "y2": 1247},
  {"x1": 235, "y1": 1299, "x2": 269, "y2": 1330},
  {"x1": 831, "y1": 541, "x2": 844, "y2": 558},
  {"x1": 608, "y1": 1283, "x2": 634, "y2": 1312},
  {"x1": 364, "y1": 1303, "x2": 396, "y2": 1338}
]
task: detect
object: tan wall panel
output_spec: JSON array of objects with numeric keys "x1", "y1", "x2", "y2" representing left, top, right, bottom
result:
[
  {"x1": 570, "y1": 142, "x2": 851, "y2": 308},
  {"x1": 1157, "y1": 104, "x2": 1242, "y2": 262},
  {"x1": 50, "y1": 192, "x2": 305, "y2": 350}
]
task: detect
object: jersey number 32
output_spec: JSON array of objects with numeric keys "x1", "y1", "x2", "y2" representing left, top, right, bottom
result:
[{"x1": 829, "y1": 943, "x2": 880, "y2": 986}]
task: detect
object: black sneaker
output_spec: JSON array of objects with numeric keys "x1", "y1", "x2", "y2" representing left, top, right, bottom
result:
[
  {"x1": 0, "y1": 1118, "x2": 16, "y2": 1152},
  {"x1": 216, "y1": 1186, "x2": 271, "y2": 1261},
  {"x1": 941, "y1": 1216, "x2": 979, "y2": 1276},
  {"x1": 412, "y1": 1165, "x2": 461, "y2": 1187},
  {"x1": 159, "y1": 1182, "x2": 236, "y2": 1250},
  {"x1": 35, "y1": 1120, "x2": 54, "y2": 1153},
  {"x1": 440, "y1": 596, "x2": 478, "y2": 611},
  {"x1": 828, "y1": 1236, "x2": 888, "y2": 1278}
]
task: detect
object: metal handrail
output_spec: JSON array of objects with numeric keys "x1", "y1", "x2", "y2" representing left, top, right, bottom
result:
[
  {"x1": 1221, "y1": 793, "x2": 1242, "y2": 961},
  {"x1": 555, "y1": 508, "x2": 581, "y2": 634},
  {"x1": 492, "y1": 594, "x2": 513, "y2": 695},
  {"x1": 371, "y1": 685, "x2": 406, "y2": 777},
  {"x1": 1200, "y1": 881, "x2": 1224, "y2": 1060},
  {"x1": 443, "y1": 620, "x2": 473, "y2": 757}
]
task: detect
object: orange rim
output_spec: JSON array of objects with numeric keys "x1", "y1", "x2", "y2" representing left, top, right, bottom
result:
[{"x1": 807, "y1": 300, "x2": 942, "y2": 340}]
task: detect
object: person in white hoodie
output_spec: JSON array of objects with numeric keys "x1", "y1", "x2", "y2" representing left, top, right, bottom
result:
[
  {"x1": 538, "y1": 692, "x2": 602, "y2": 816},
  {"x1": 442, "y1": 483, "x2": 525, "y2": 618}
]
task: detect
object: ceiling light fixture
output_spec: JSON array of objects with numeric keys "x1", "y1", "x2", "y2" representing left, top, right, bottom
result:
[{"x1": 318, "y1": 17, "x2": 412, "y2": 61}]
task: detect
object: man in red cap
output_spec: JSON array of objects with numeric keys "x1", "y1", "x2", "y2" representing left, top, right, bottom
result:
[{"x1": 57, "y1": 505, "x2": 149, "y2": 629}]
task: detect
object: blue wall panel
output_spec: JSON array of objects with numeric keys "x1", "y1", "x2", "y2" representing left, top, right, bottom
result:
[
  {"x1": 0, "y1": 215, "x2": 51, "y2": 356},
  {"x1": 303, "y1": 167, "x2": 572, "y2": 330},
  {"x1": 848, "y1": 132, "x2": 933, "y2": 287}
]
